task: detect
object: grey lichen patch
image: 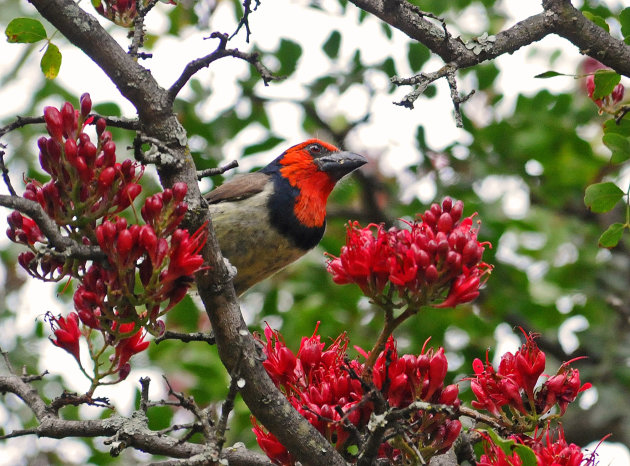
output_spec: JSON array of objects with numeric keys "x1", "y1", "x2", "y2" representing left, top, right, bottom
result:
[
  {"x1": 464, "y1": 32, "x2": 496, "y2": 55},
  {"x1": 64, "y1": 6, "x2": 95, "y2": 33},
  {"x1": 367, "y1": 412, "x2": 387, "y2": 432}
]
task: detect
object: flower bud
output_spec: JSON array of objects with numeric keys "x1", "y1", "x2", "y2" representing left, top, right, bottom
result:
[
  {"x1": 78, "y1": 141, "x2": 97, "y2": 164},
  {"x1": 44, "y1": 106, "x2": 63, "y2": 141},
  {"x1": 437, "y1": 212, "x2": 453, "y2": 232},
  {"x1": 450, "y1": 200, "x2": 464, "y2": 223},
  {"x1": 8, "y1": 211, "x2": 23, "y2": 229},
  {"x1": 172, "y1": 182, "x2": 188, "y2": 202},
  {"x1": 98, "y1": 167, "x2": 116, "y2": 192},
  {"x1": 102, "y1": 141, "x2": 116, "y2": 167},
  {"x1": 79, "y1": 93, "x2": 92, "y2": 118},
  {"x1": 61, "y1": 102, "x2": 77, "y2": 139},
  {"x1": 64, "y1": 139, "x2": 78, "y2": 164},
  {"x1": 96, "y1": 118, "x2": 107, "y2": 136}
]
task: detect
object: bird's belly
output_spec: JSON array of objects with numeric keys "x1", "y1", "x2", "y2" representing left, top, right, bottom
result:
[{"x1": 208, "y1": 192, "x2": 307, "y2": 294}]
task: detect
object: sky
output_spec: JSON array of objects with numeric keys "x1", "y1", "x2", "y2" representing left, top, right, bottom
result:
[{"x1": 0, "y1": 0, "x2": 629, "y2": 464}]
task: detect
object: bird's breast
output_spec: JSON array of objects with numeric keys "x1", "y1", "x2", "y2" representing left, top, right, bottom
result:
[{"x1": 208, "y1": 183, "x2": 312, "y2": 294}]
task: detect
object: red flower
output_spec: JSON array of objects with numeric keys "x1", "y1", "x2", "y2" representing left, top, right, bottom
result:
[
  {"x1": 161, "y1": 224, "x2": 207, "y2": 284},
  {"x1": 46, "y1": 312, "x2": 82, "y2": 362},
  {"x1": 469, "y1": 333, "x2": 591, "y2": 421},
  {"x1": 537, "y1": 362, "x2": 591, "y2": 415},
  {"x1": 327, "y1": 198, "x2": 492, "y2": 308},
  {"x1": 514, "y1": 329, "x2": 546, "y2": 400},
  {"x1": 252, "y1": 419, "x2": 295, "y2": 466},
  {"x1": 114, "y1": 322, "x2": 149, "y2": 376}
]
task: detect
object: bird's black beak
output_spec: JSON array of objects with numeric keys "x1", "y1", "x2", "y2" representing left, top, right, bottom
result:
[{"x1": 316, "y1": 151, "x2": 367, "y2": 181}]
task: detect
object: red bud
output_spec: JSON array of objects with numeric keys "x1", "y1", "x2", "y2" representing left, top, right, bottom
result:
[
  {"x1": 44, "y1": 106, "x2": 63, "y2": 141},
  {"x1": 79, "y1": 93, "x2": 92, "y2": 118}
]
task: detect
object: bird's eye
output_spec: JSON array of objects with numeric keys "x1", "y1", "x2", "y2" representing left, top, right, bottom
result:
[{"x1": 309, "y1": 144, "x2": 322, "y2": 155}]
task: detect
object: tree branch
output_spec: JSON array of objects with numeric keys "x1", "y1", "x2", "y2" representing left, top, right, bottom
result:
[
  {"x1": 0, "y1": 194, "x2": 105, "y2": 261},
  {"x1": 0, "y1": 372, "x2": 272, "y2": 464},
  {"x1": 543, "y1": 0, "x2": 630, "y2": 77},
  {"x1": 168, "y1": 32, "x2": 276, "y2": 104},
  {"x1": 349, "y1": 0, "x2": 630, "y2": 78}
]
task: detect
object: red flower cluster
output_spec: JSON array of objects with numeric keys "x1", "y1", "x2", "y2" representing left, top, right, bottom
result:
[
  {"x1": 6, "y1": 95, "x2": 208, "y2": 387},
  {"x1": 327, "y1": 198, "x2": 491, "y2": 309},
  {"x1": 27, "y1": 95, "x2": 143, "y2": 229},
  {"x1": 470, "y1": 330, "x2": 591, "y2": 423},
  {"x1": 252, "y1": 324, "x2": 461, "y2": 465},
  {"x1": 479, "y1": 425, "x2": 598, "y2": 466}
]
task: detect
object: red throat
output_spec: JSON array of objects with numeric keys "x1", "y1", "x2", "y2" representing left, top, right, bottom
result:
[{"x1": 279, "y1": 141, "x2": 339, "y2": 228}]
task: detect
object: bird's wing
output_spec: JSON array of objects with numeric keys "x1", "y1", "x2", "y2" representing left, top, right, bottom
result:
[{"x1": 204, "y1": 172, "x2": 270, "y2": 204}]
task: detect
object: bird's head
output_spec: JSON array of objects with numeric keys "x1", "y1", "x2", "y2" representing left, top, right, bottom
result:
[{"x1": 266, "y1": 139, "x2": 366, "y2": 228}]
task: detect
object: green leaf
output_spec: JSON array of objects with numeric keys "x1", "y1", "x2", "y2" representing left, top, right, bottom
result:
[
  {"x1": 582, "y1": 12, "x2": 610, "y2": 32},
  {"x1": 407, "y1": 42, "x2": 430, "y2": 73},
  {"x1": 584, "y1": 182, "x2": 624, "y2": 213},
  {"x1": 483, "y1": 429, "x2": 516, "y2": 456},
  {"x1": 276, "y1": 39, "x2": 302, "y2": 77},
  {"x1": 621, "y1": 8, "x2": 630, "y2": 38},
  {"x1": 603, "y1": 133, "x2": 630, "y2": 163},
  {"x1": 534, "y1": 71, "x2": 570, "y2": 79},
  {"x1": 5, "y1": 18, "x2": 47, "y2": 43},
  {"x1": 593, "y1": 69, "x2": 621, "y2": 100},
  {"x1": 380, "y1": 23, "x2": 392, "y2": 39},
  {"x1": 40, "y1": 43, "x2": 61, "y2": 79},
  {"x1": 243, "y1": 136, "x2": 284, "y2": 156},
  {"x1": 514, "y1": 445, "x2": 538, "y2": 466},
  {"x1": 604, "y1": 118, "x2": 630, "y2": 137},
  {"x1": 322, "y1": 30, "x2": 341, "y2": 59},
  {"x1": 599, "y1": 222, "x2": 625, "y2": 248}
]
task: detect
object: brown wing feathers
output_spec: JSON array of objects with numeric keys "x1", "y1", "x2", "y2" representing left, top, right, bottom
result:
[{"x1": 204, "y1": 172, "x2": 270, "y2": 204}]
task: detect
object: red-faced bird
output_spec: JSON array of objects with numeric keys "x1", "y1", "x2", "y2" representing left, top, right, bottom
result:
[{"x1": 205, "y1": 139, "x2": 366, "y2": 295}]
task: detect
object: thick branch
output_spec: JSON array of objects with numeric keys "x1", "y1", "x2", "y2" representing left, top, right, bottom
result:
[
  {"x1": 347, "y1": 0, "x2": 551, "y2": 67},
  {"x1": 349, "y1": 0, "x2": 630, "y2": 78},
  {"x1": 543, "y1": 0, "x2": 630, "y2": 77}
]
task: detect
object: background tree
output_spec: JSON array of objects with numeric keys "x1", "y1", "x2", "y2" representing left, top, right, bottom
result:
[{"x1": 1, "y1": 0, "x2": 629, "y2": 464}]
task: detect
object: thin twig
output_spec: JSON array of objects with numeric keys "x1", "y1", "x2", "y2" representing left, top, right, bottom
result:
[
  {"x1": 89, "y1": 114, "x2": 140, "y2": 131},
  {"x1": 140, "y1": 377, "x2": 151, "y2": 414},
  {"x1": 457, "y1": 405, "x2": 505, "y2": 430},
  {"x1": 197, "y1": 160, "x2": 239, "y2": 180},
  {"x1": 129, "y1": 0, "x2": 159, "y2": 59},
  {"x1": 0, "y1": 149, "x2": 17, "y2": 196},
  {"x1": 155, "y1": 330, "x2": 216, "y2": 345},
  {"x1": 445, "y1": 70, "x2": 475, "y2": 128},
  {"x1": 168, "y1": 32, "x2": 276, "y2": 103},
  {"x1": 0, "y1": 116, "x2": 45, "y2": 139},
  {"x1": 0, "y1": 428, "x2": 39, "y2": 440},
  {"x1": 230, "y1": 0, "x2": 261, "y2": 42},
  {"x1": 0, "y1": 346, "x2": 16, "y2": 373},
  {"x1": 216, "y1": 352, "x2": 244, "y2": 452}
]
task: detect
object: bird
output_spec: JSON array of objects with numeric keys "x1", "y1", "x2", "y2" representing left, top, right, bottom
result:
[{"x1": 205, "y1": 139, "x2": 367, "y2": 295}]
